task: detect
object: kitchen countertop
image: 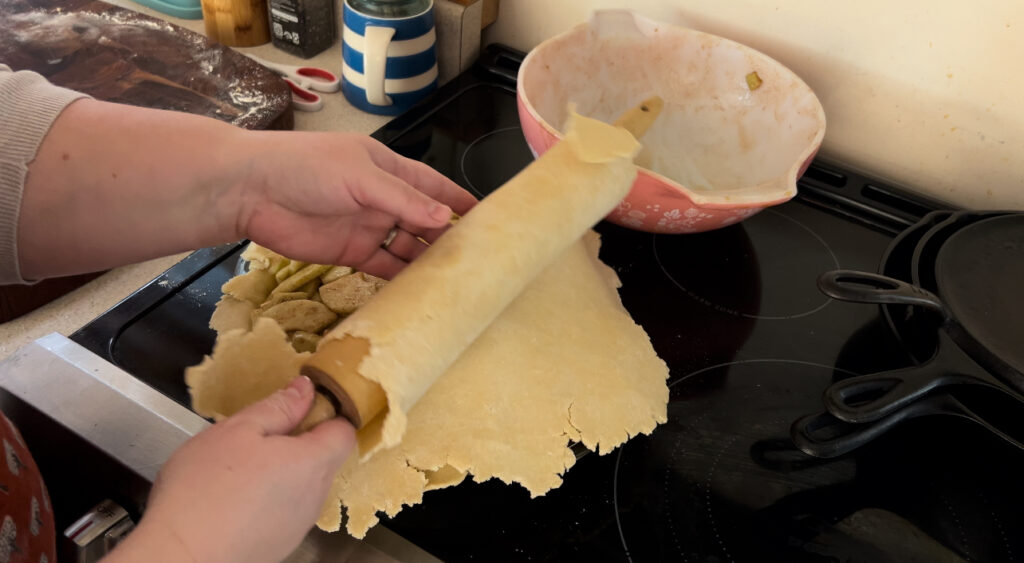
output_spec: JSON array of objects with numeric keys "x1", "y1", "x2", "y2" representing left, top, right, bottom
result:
[{"x1": 0, "y1": 0, "x2": 390, "y2": 360}]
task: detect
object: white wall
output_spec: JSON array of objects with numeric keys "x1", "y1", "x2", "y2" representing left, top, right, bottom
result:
[{"x1": 486, "y1": 0, "x2": 1023, "y2": 209}]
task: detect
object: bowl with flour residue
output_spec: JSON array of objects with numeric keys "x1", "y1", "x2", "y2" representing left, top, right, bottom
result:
[{"x1": 517, "y1": 10, "x2": 826, "y2": 233}]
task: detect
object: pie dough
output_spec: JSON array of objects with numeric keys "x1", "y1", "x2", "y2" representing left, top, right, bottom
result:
[
  {"x1": 187, "y1": 318, "x2": 310, "y2": 420},
  {"x1": 323, "y1": 231, "x2": 668, "y2": 536},
  {"x1": 185, "y1": 111, "x2": 669, "y2": 537},
  {"x1": 187, "y1": 232, "x2": 667, "y2": 537},
  {"x1": 316, "y1": 112, "x2": 644, "y2": 458}
]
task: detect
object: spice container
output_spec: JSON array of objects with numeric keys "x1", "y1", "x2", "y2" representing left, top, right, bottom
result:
[
  {"x1": 201, "y1": 0, "x2": 271, "y2": 46},
  {"x1": 269, "y1": 0, "x2": 336, "y2": 58}
]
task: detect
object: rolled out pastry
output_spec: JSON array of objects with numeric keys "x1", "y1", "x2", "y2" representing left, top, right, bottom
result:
[{"x1": 314, "y1": 112, "x2": 641, "y2": 458}]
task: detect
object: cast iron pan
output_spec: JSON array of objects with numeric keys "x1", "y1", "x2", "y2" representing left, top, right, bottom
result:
[
  {"x1": 879, "y1": 210, "x2": 951, "y2": 363},
  {"x1": 911, "y1": 210, "x2": 1010, "y2": 292},
  {"x1": 791, "y1": 384, "x2": 1024, "y2": 458},
  {"x1": 818, "y1": 214, "x2": 1024, "y2": 423},
  {"x1": 792, "y1": 213, "x2": 1024, "y2": 457},
  {"x1": 791, "y1": 213, "x2": 945, "y2": 457}
]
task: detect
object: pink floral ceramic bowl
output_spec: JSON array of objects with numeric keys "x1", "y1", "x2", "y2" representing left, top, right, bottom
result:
[{"x1": 517, "y1": 10, "x2": 826, "y2": 234}]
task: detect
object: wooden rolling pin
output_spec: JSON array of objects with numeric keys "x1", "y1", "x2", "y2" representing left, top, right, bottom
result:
[
  {"x1": 303, "y1": 96, "x2": 665, "y2": 430},
  {"x1": 304, "y1": 335, "x2": 381, "y2": 428},
  {"x1": 613, "y1": 95, "x2": 664, "y2": 138}
]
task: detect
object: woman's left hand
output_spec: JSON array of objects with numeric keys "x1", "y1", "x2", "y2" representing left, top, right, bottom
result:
[
  {"x1": 21, "y1": 99, "x2": 476, "y2": 281},
  {"x1": 233, "y1": 131, "x2": 477, "y2": 279}
]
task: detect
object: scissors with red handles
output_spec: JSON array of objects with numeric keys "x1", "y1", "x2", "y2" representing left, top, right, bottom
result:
[{"x1": 245, "y1": 54, "x2": 340, "y2": 112}]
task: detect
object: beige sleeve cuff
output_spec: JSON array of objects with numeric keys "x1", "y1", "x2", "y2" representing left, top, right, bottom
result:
[{"x1": 0, "y1": 65, "x2": 91, "y2": 285}]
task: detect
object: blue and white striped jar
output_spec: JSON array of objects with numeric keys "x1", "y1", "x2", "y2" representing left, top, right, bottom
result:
[{"x1": 341, "y1": 0, "x2": 438, "y2": 115}]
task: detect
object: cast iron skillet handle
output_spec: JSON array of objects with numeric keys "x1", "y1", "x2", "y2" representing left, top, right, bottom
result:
[
  {"x1": 792, "y1": 395, "x2": 948, "y2": 458},
  {"x1": 793, "y1": 393, "x2": 1024, "y2": 458},
  {"x1": 823, "y1": 361, "x2": 976, "y2": 423},
  {"x1": 790, "y1": 410, "x2": 898, "y2": 458},
  {"x1": 817, "y1": 270, "x2": 946, "y2": 314}
]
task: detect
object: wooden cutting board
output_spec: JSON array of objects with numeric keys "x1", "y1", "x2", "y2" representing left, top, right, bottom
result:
[
  {"x1": 0, "y1": 0, "x2": 293, "y2": 131},
  {"x1": 0, "y1": 0, "x2": 293, "y2": 322}
]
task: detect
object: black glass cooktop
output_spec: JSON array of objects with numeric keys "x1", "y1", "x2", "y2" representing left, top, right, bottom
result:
[{"x1": 72, "y1": 45, "x2": 1022, "y2": 562}]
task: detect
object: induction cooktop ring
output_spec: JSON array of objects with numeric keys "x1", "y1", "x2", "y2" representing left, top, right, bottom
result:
[
  {"x1": 653, "y1": 208, "x2": 841, "y2": 320},
  {"x1": 460, "y1": 126, "x2": 531, "y2": 199},
  {"x1": 613, "y1": 358, "x2": 860, "y2": 563}
]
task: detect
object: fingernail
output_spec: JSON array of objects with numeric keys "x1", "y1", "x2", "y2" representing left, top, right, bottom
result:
[
  {"x1": 283, "y1": 376, "x2": 309, "y2": 399},
  {"x1": 430, "y1": 203, "x2": 452, "y2": 224}
]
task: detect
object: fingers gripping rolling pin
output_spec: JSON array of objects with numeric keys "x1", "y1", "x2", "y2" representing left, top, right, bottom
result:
[{"x1": 302, "y1": 97, "x2": 664, "y2": 440}]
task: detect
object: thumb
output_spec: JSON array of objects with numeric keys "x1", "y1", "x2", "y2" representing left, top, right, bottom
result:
[{"x1": 232, "y1": 376, "x2": 315, "y2": 436}]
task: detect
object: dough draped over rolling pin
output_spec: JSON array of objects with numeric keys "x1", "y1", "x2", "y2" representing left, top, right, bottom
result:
[
  {"x1": 187, "y1": 105, "x2": 670, "y2": 537},
  {"x1": 307, "y1": 111, "x2": 643, "y2": 458},
  {"x1": 186, "y1": 230, "x2": 670, "y2": 537}
]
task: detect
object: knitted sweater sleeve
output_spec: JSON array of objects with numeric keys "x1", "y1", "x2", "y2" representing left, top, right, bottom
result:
[{"x1": 0, "y1": 64, "x2": 90, "y2": 284}]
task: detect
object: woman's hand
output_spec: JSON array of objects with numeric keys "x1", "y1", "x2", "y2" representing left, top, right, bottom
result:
[
  {"x1": 105, "y1": 376, "x2": 354, "y2": 563},
  {"x1": 234, "y1": 131, "x2": 478, "y2": 279},
  {"x1": 21, "y1": 99, "x2": 476, "y2": 281}
]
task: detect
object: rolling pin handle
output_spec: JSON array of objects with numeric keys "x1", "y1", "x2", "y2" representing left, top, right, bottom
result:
[
  {"x1": 311, "y1": 385, "x2": 347, "y2": 424},
  {"x1": 301, "y1": 336, "x2": 387, "y2": 430}
]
